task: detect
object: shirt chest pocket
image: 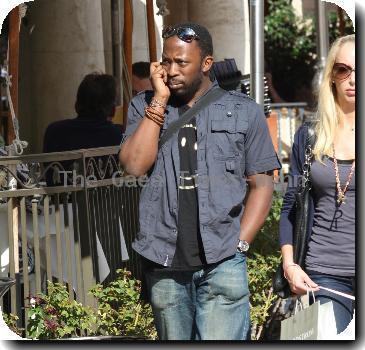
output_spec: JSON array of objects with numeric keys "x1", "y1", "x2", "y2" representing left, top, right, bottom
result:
[{"x1": 209, "y1": 107, "x2": 248, "y2": 161}]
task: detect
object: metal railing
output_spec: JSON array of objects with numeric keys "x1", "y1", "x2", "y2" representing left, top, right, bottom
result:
[{"x1": 0, "y1": 146, "x2": 142, "y2": 333}]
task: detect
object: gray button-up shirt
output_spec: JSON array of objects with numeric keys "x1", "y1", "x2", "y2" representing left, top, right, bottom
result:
[{"x1": 123, "y1": 81, "x2": 281, "y2": 266}]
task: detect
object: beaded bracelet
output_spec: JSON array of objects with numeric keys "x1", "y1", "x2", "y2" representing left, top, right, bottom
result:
[
  {"x1": 145, "y1": 113, "x2": 163, "y2": 126},
  {"x1": 148, "y1": 105, "x2": 165, "y2": 117},
  {"x1": 145, "y1": 106, "x2": 165, "y2": 120},
  {"x1": 145, "y1": 106, "x2": 164, "y2": 127},
  {"x1": 145, "y1": 114, "x2": 163, "y2": 127},
  {"x1": 150, "y1": 98, "x2": 167, "y2": 109}
]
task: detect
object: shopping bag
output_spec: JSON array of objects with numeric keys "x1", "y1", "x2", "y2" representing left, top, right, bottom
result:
[
  {"x1": 333, "y1": 310, "x2": 355, "y2": 340},
  {"x1": 280, "y1": 299, "x2": 337, "y2": 340},
  {"x1": 318, "y1": 286, "x2": 355, "y2": 340}
]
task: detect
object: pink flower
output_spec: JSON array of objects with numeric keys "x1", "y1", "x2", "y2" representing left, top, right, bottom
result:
[
  {"x1": 44, "y1": 319, "x2": 58, "y2": 331},
  {"x1": 45, "y1": 306, "x2": 58, "y2": 316},
  {"x1": 33, "y1": 296, "x2": 46, "y2": 305}
]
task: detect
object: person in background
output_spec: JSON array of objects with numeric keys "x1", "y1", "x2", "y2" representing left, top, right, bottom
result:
[
  {"x1": 120, "y1": 22, "x2": 281, "y2": 340},
  {"x1": 43, "y1": 72, "x2": 123, "y2": 185},
  {"x1": 279, "y1": 34, "x2": 355, "y2": 333},
  {"x1": 264, "y1": 61, "x2": 285, "y2": 103},
  {"x1": 265, "y1": 71, "x2": 286, "y2": 103},
  {"x1": 132, "y1": 61, "x2": 153, "y2": 96}
]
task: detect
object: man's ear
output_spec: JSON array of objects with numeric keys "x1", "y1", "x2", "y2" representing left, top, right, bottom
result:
[{"x1": 202, "y1": 56, "x2": 214, "y2": 73}]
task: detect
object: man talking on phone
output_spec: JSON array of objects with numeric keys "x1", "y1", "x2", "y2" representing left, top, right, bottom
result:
[{"x1": 120, "y1": 22, "x2": 280, "y2": 340}]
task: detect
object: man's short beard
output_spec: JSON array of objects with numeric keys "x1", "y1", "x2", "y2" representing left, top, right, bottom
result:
[{"x1": 172, "y1": 72, "x2": 204, "y2": 102}]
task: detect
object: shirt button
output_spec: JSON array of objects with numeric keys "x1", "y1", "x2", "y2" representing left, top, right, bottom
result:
[{"x1": 227, "y1": 111, "x2": 232, "y2": 117}]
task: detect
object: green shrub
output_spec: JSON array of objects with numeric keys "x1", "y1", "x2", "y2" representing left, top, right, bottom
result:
[
  {"x1": 2, "y1": 313, "x2": 23, "y2": 337},
  {"x1": 264, "y1": 0, "x2": 316, "y2": 101},
  {"x1": 249, "y1": 191, "x2": 283, "y2": 255},
  {"x1": 247, "y1": 192, "x2": 283, "y2": 340},
  {"x1": 265, "y1": 0, "x2": 354, "y2": 103},
  {"x1": 89, "y1": 269, "x2": 156, "y2": 339},
  {"x1": 23, "y1": 269, "x2": 157, "y2": 340},
  {"x1": 328, "y1": 10, "x2": 354, "y2": 44},
  {"x1": 26, "y1": 284, "x2": 99, "y2": 339},
  {"x1": 247, "y1": 253, "x2": 281, "y2": 340}
]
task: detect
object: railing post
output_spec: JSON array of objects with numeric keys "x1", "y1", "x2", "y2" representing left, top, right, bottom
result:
[
  {"x1": 6, "y1": 152, "x2": 22, "y2": 329},
  {"x1": 76, "y1": 153, "x2": 98, "y2": 307},
  {"x1": 276, "y1": 108, "x2": 283, "y2": 185},
  {"x1": 266, "y1": 112, "x2": 279, "y2": 182},
  {"x1": 122, "y1": 0, "x2": 133, "y2": 132}
]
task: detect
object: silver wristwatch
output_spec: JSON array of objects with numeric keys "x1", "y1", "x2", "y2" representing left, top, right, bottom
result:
[{"x1": 237, "y1": 239, "x2": 250, "y2": 253}]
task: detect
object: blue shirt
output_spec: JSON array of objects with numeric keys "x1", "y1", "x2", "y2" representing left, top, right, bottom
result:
[{"x1": 123, "y1": 81, "x2": 281, "y2": 266}]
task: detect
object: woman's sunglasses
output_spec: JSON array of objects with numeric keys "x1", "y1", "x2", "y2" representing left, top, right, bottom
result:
[
  {"x1": 332, "y1": 63, "x2": 355, "y2": 81},
  {"x1": 162, "y1": 26, "x2": 200, "y2": 43}
]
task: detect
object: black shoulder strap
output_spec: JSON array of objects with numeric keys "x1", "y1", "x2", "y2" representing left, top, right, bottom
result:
[
  {"x1": 304, "y1": 121, "x2": 316, "y2": 150},
  {"x1": 158, "y1": 87, "x2": 227, "y2": 149}
]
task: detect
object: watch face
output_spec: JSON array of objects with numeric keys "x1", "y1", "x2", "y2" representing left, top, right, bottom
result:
[{"x1": 238, "y1": 240, "x2": 249, "y2": 252}]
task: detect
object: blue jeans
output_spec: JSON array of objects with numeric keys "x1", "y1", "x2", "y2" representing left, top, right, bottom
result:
[
  {"x1": 307, "y1": 271, "x2": 355, "y2": 333},
  {"x1": 145, "y1": 252, "x2": 250, "y2": 340}
]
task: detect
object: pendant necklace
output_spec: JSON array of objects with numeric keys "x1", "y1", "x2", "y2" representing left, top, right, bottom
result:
[{"x1": 332, "y1": 144, "x2": 355, "y2": 205}]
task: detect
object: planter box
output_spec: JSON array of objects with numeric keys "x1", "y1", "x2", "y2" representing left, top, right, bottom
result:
[{"x1": 57, "y1": 335, "x2": 149, "y2": 341}]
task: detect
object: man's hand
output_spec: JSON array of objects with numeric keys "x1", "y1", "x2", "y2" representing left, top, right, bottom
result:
[
  {"x1": 120, "y1": 62, "x2": 170, "y2": 177},
  {"x1": 150, "y1": 62, "x2": 170, "y2": 102}
]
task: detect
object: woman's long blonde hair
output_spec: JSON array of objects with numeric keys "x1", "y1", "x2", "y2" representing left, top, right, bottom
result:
[{"x1": 313, "y1": 34, "x2": 355, "y2": 161}]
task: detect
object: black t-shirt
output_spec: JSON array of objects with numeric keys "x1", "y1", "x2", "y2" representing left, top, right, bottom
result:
[
  {"x1": 170, "y1": 105, "x2": 206, "y2": 269},
  {"x1": 142, "y1": 105, "x2": 207, "y2": 272}
]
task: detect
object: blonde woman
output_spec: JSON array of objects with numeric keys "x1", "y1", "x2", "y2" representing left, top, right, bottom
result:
[{"x1": 279, "y1": 34, "x2": 355, "y2": 333}]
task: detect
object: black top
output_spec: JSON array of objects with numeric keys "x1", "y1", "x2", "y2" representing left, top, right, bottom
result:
[
  {"x1": 171, "y1": 106, "x2": 206, "y2": 270},
  {"x1": 305, "y1": 156, "x2": 355, "y2": 276},
  {"x1": 43, "y1": 115, "x2": 123, "y2": 185},
  {"x1": 43, "y1": 115, "x2": 123, "y2": 152},
  {"x1": 142, "y1": 106, "x2": 207, "y2": 272}
]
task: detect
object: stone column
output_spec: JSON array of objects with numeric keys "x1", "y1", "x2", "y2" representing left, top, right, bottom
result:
[
  {"x1": 19, "y1": 0, "x2": 107, "y2": 153},
  {"x1": 188, "y1": 0, "x2": 250, "y2": 75},
  {"x1": 164, "y1": 0, "x2": 189, "y2": 27},
  {"x1": 164, "y1": 0, "x2": 250, "y2": 75}
]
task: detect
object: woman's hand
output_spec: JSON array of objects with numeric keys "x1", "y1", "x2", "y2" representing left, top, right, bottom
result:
[{"x1": 284, "y1": 264, "x2": 319, "y2": 295}]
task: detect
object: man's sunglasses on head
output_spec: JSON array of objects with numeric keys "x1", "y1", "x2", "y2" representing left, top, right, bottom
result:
[{"x1": 162, "y1": 26, "x2": 200, "y2": 43}]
